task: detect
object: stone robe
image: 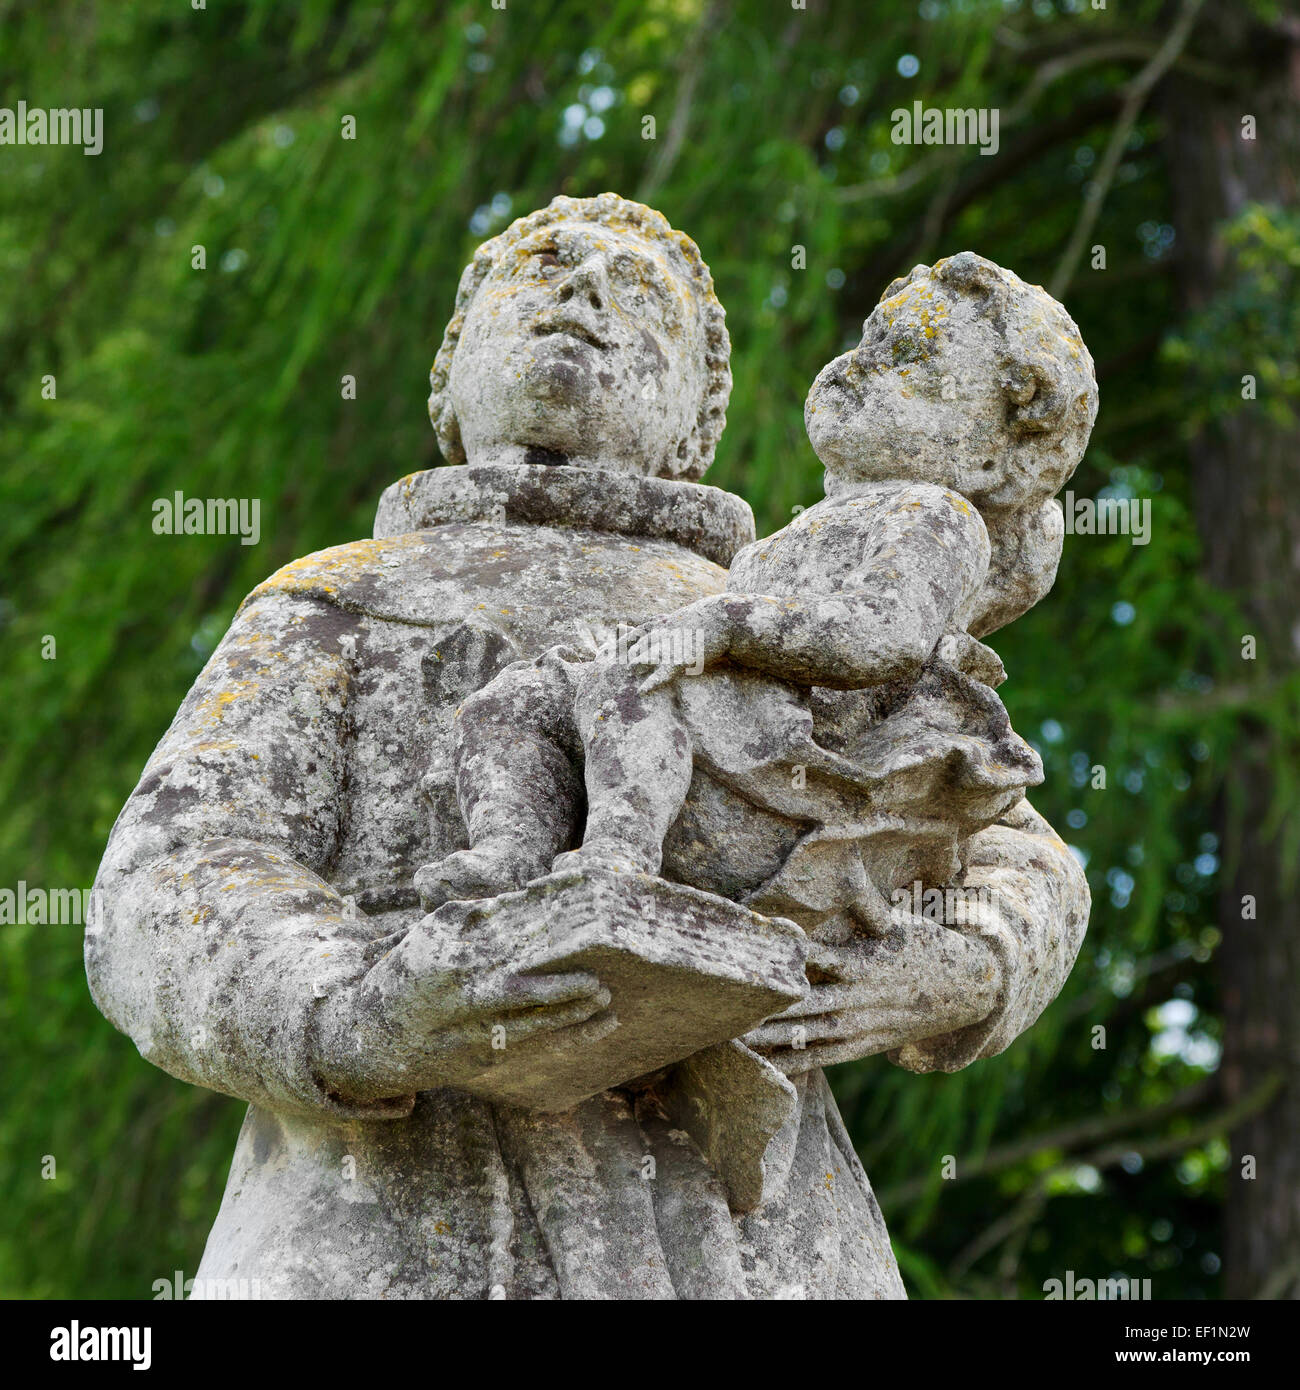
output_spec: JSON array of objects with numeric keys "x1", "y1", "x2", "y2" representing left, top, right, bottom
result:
[{"x1": 87, "y1": 463, "x2": 1086, "y2": 1299}]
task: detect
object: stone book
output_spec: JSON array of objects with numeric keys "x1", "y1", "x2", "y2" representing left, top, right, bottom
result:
[{"x1": 427, "y1": 868, "x2": 809, "y2": 1113}]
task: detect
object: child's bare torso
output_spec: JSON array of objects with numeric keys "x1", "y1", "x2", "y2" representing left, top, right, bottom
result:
[{"x1": 726, "y1": 481, "x2": 990, "y2": 631}]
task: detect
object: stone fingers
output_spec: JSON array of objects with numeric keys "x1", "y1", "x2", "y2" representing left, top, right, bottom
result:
[
  {"x1": 636, "y1": 660, "x2": 691, "y2": 694},
  {"x1": 746, "y1": 1003, "x2": 922, "y2": 1054},
  {"x1": 430, "y1": 972, "x2": 616, "y2": 1060},
  {"x1": 498, "y1": 968, "x2": 611, "y2": 1015}
]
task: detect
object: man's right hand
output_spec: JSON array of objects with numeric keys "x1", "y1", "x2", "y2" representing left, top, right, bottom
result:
[{"x1": 311, "y1": 910, "x2": 614, "y2": 1102}]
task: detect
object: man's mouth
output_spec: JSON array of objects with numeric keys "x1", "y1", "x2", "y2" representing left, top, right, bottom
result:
[{"x1": 532, "y1": 318, "x2": 610, "y2": 351}]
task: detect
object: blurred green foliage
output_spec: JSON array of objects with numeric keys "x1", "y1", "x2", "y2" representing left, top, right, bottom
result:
[
  {"x1": 2, "y1": 0, "x2": 1291, "y2": 1298},
  {"x1": 1164, "y1": 205, "x2": 1300, "y2": 436}
]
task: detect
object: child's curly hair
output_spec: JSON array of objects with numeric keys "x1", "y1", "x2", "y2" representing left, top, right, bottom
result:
[
  {"x1": 882, "y1": 251, "x2": 1099, "y2": 509},
  {"x1": 872, "y1": 254, "x2": 1098, "y2": 636}
]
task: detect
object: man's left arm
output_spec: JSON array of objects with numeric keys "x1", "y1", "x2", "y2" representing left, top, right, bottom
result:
[
  {"x1": 889, "y1": 795, "x2": 1089, "y2": 1074},
  {"x1": 745, "y1": 797, "x2": 1089, "y2": 1075}
]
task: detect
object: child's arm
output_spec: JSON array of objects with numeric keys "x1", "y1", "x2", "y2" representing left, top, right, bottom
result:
[{"x1": 633, "y1": 487, "x2": 990, "y2": 691}]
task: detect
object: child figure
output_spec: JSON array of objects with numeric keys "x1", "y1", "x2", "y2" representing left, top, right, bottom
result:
[{"x1": 417, "y1": 252, "x2": 1098, "y2": 935}]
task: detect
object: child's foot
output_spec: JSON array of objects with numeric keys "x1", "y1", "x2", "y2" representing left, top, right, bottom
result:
[
  {"x1": 551, "y1": 841, "x2": 657, "y2": 878},
  {"x1": 415, "y1": 843, "x2": 540, "y2": 910}
]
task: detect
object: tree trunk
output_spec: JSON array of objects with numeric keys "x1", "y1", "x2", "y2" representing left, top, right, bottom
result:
[{"x1": 1163, "y1": 1, "x2": 1300, "y2": 1299}]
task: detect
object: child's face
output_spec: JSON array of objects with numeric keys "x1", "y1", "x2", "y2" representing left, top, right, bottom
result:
[{"x1": 805, "y1": 274, "x2": 1017, "y2": 502}]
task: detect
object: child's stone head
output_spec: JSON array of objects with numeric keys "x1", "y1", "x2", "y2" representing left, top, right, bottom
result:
[{"x1": 805, "y1": 253, "x2": 1098, "y2": 511}]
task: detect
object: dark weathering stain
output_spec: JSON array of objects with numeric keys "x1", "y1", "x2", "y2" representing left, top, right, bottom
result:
[
  {"x1": 639, "y1": 329, "x2": 669, "y2": 374},
  {"x1": 137, "y1": 774, "x2": 204, "y2": 826},
  {"x1": 612, "y1": 678, "x2": 649, "y2": 725},
  {"x1": 292, "y1": 602, "x2": 366, "y2": 652},
  {"x1": 251, "y1": 1108, "x2": 284, "y2": 1166},
  {"x1": 525, "y1": 445, "x2": 569, "y2": 467}
]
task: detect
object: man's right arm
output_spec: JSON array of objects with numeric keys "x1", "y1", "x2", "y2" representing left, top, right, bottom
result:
[{"x1": 87, "y1": 589, "x2": 607, "y2": 1118}]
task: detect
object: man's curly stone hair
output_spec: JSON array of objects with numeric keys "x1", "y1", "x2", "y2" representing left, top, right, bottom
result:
[{"x1": 428, "y1": 192, "x2": 732, "y2": 481}]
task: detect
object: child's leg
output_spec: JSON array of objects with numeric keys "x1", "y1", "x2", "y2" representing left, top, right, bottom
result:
[
  {"x1": 416, "y1": 651, "x2": 582, "y2": 907},
  {"x1": 556, "y1": 661, "x2": 694, "y2": 876}
]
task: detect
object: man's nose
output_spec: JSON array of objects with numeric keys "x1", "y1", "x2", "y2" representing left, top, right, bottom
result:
[{"x1": 559, "y1": 254, "x2": 611, "y2": 312}]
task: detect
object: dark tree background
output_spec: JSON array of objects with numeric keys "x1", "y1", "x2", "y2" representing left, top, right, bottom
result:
[{"x1": 2, "y1": 0, "x2": 1297, "y2": 1299}]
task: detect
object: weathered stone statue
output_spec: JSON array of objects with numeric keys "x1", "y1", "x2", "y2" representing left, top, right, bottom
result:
[{"x1": 88, "y1": 194, "x2": 1093, "y2": 1299}]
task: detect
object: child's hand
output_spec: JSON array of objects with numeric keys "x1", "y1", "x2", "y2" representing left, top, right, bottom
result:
[
  {"x1": 626, "y1": 595, "x2": 735, "y2": 693},
  {"x1": 937, "y1": 631, "x2": 1006, "y2": 687}
]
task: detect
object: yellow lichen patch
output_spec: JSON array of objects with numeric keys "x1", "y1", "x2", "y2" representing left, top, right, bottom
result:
[
  {"x1": 194, "y1": 680, "x2": 261, "y2": 731},
  {"x1": 247, "y1": 533, "x2": 430, "y2": 606}
]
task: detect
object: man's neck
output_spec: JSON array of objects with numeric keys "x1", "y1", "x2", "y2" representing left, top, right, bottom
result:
[{"x1": 469, "y1": 443, "x2": 652, "y2": 476}]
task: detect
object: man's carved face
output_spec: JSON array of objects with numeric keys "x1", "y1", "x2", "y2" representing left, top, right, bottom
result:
[{"x1": 450, "y1": 219, "x2": 707, "y2": 474}]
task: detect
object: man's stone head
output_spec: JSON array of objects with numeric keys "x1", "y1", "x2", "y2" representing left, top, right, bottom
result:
[
  {"x1": 430, "y1": 193, "x2": 730, "y2": 480},
  {"x1": 805, "y1": 252, "x2": 1098, "y2": 511}
]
